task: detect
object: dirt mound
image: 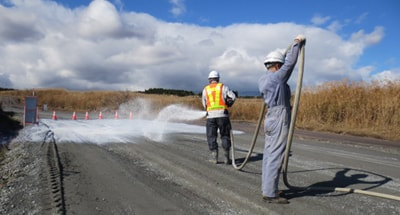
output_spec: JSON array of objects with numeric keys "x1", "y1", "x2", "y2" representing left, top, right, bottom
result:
[
  {"x1": 0, "y1": 107, "x2": 22, "y2": 132},
  {"x1": 0, "y1": 106, "x2": 23, "y2": 159}
]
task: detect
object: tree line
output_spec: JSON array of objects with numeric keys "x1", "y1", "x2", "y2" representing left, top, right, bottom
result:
[{"x1": 142, "y1": 88, "x2": 196, "y2": 97}]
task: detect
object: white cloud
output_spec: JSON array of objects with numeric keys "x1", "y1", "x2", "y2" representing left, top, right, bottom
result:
[
  {"x1": 0, "y1": 4, "x2": 43, "y2": 42},
  {"x1": 327, "y1": 20, "x2": 343, "y2": 32},
  {"x1": 355, "y1": 12, "x2": 368, "y2": 24},
  {"x1": 0, "y1": 0, "x2": 395, "y2": 93},
  {"x1": 78, "y1": 0, "x2": 123, "y2": 38},
  {"x1": 311, "y1": 15, "x2": 331, "y2": 25},
  {"x1": 169, "y1": 0, "x2": 186, "y2": 17},
  {"x1": 350, "y1": 26, "x2": 384, "y2": 45},
  {"x1": 371, "y1": 70, "x2": 400, "y2": 82}
]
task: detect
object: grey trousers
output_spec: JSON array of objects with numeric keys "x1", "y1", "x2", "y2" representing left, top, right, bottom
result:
[
  {"x1": 262, "y1": 105, "x2": 289, "y2": 197},
  {"x1": 206, "y1": 117, "x2": 231, "y2": 152}
]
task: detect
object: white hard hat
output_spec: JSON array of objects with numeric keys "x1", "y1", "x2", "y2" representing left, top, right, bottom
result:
[
  {"x1": 208, "y1": 70, "x2": 220, "y2": 79},
  {"x1": 264, "y1": 50, "x2": 284, "y2": 65}
]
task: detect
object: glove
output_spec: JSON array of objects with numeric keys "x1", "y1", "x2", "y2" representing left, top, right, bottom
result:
[
  {"x1": 233, "y1": 90, "x2": 238, "y2": 98},
  {"x1": 226, "y1": 96, "x2": 235, "y2": 107},
  {"x1": 295, "y1": 34, "x2": 306, "y2": 44}
]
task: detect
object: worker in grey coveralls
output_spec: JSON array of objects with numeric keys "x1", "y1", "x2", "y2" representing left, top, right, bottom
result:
[
  {"x1": 202, "y1": 70, "x2": 237, "y2": 164},
  {"x1": 258, "y1": 34, "x2": 306, "y2": 204}
]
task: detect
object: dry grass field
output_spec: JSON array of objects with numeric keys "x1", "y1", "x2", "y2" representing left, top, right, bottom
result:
[
  {"x1": 1, "y1": 79, "x2": 399, "y2": 141},
  {"x1": 297, "y1": 79, "x2": 400, "y2": 141}
]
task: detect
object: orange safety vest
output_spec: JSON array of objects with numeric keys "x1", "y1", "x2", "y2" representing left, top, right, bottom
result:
[{"x1": 205, "y1": 83, "x2": 227, "y2": 111}]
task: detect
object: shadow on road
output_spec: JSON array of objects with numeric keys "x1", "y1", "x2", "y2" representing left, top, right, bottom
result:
[
  {"x1": 231, "y1": 147, "x2": 263, "y2": 174},
  {"x1": 233, "y1": 151, "x2": 263, "y2": 164},
  {"x1": 282, "y1": 167, "x2": 392, "y2": 200}
]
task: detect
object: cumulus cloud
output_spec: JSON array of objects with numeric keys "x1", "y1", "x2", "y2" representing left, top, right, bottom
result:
[
  {"x1": 0, "y1": 0, "x2": 396, "y2": 94},
  {"x1": 371, "y1": 69, "x2": 400, "y2": 82},
  {"x1": 78, "y1": 0, "x2": 122, "y2": 38},
  {"x1": 0, "y1": 5, "x2": 43, "y2": 42}
]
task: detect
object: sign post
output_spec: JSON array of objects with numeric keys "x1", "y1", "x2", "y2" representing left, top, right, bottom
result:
[{"x1": 24, "y1": 96, "x2": 38, "y2": 126}]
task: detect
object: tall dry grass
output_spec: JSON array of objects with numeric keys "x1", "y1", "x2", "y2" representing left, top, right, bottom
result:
[
  {"x1": 1, "y1": 79, "x2": 399, "y2": 141},
  {"x1": 297, "y1": 79, "x2": 400, "y2": 141},
  {"x1": 0, "y1": 88, "x2": 204, "y2": 112}
]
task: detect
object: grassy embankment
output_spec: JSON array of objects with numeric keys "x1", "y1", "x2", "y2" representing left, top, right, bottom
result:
[{"x1": 0, "y1": 79, "x2": 399, "y2": 141}]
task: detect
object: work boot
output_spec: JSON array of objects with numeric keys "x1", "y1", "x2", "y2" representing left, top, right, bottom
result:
[
  {"x1": 262, "y1": 196, "x2": 289, "y2": 204},
  {"x1": 223, "y1": 150, "x2": 231, "y2": 165},
  {"x1": 209, "y1": 150, "x2": 218, "y2": 164}
]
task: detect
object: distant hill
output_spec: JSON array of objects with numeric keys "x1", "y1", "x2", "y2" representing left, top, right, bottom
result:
[{"x1": 0, "y1": 87, "x2": 14, "y2": 91}]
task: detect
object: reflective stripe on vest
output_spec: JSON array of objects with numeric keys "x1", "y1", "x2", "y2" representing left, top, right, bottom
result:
[{"x1": 205, "y1": 83, "x2": 227, "y2": 111}]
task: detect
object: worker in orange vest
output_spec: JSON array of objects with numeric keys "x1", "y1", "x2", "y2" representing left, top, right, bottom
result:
[{"x1": 202, "y1": 70, "x2": 237, "y2": 164}]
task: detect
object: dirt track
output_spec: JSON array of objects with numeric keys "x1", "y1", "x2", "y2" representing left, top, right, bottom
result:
[{"x1": 1, "y1": 111, "x2": 400, "y2": 214}]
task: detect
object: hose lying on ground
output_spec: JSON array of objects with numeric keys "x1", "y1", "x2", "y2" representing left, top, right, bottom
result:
[{"x1": 231, "y1": 43, "x2": 400, "y2": 202}]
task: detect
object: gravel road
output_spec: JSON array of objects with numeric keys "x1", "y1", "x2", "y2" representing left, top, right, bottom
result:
[{"x1": 1, "y1": 109, "x2": 400, "y2": 214}]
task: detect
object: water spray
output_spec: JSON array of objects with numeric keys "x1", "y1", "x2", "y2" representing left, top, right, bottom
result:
[{"x1": 18, "y1": 100, "x2": 206, "y2": 144}]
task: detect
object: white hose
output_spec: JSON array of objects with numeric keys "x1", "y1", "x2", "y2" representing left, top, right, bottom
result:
[
  {"x1": 282, "y1": 43, "x2": 400, "y2": 202},
  {"x1": 230, "y1": 44, "x2": 292, "y2": 170},
  {"x1": 231, "y1": 102, "x2": 265, "y2": 170},
  {"x1": 231, "y1": 43, "x2": 400, "y2": 202}
]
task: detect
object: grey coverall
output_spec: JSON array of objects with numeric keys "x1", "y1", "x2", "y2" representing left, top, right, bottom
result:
[{"x1": 258, "y1": 42, "x2": 303, "y2": 197}]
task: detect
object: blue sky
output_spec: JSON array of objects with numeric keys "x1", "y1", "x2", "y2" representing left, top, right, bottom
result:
[{"x1": 0, "y1": 0, "x2": 399, "y2": 93}]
